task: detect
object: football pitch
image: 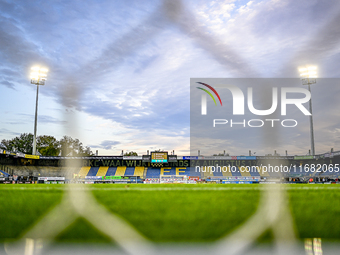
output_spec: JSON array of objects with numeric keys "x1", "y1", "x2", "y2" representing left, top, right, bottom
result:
[{"x1": 0, "y1": 184, "x2": 340, "y2": 244}]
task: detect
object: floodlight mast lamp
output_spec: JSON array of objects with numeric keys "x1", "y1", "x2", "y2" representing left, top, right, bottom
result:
[
  {"x1": 30, "y1": 67, "x2": 48, "y2": 155},
  {"x1": 299, "y1": 66, "x2": 317, "y2": 156}
]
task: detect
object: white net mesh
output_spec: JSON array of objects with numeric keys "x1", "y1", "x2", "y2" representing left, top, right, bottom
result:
[{"x1": 3, "y1": 0, "x2": 340, "y2": 254}]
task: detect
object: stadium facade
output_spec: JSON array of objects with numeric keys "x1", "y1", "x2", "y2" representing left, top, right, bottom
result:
[{"x1": 1, "y1": 149, "x2": 340, "y2": 184}]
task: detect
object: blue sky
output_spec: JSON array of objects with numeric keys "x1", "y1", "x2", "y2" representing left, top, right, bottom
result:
[{"x1": 1, "y1": 0, "x2": 340, "y2": 156}]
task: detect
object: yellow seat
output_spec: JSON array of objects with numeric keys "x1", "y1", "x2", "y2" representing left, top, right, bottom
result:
[
  {"x1": 115, "y1": 166, "x2": 127, "y2": 176},
  {"x1": 96, "y1": 166, "x2": 109, "y2": 176},
  {"x1": 78, "y1": 166, "x2": 91, "y2": 177},
  {"x1": 221, "y1": 166, "x2": 233, "y2": 177},
  {"x1": 239, "y1": 166, "x2": 251, "y2": 176},
  {"x1": 256, "y1": 167, "x2": 270, "y2": 177},
  {"x1": 134, "y1": 167, "x2": 144, "y2": 177}
]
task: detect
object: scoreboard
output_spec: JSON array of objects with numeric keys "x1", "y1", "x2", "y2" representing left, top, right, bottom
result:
[
  {"x1": 151, "y1": 152, "x2": 168, "y2": 163},
  {"x1": 143, "y1": 153, "x2": 177, "y2": 165}
]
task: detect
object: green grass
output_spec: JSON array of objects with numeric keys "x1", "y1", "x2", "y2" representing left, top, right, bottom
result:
[
  {"x1": 0, "y1": 184, "x2": 340, "y2": 243},
  {"x1": 289, "y1": 188, "x2": 340, "y2": 239},
  {"x1": 0, "y1": 187, "x2": 63, "y2": 240}
]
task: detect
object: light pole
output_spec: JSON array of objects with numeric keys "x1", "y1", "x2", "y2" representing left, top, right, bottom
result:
[
  {"x1": 30, "y1": 67, "x2": 48, "y2": 155},
  {"x1": 299, "y1": 66, "x2": 317, "y2": 156}
]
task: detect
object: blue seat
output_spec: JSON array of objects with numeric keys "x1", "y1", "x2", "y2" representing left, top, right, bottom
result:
[{"x1": 106, "y1": 167, "x2": 117, "y2": 176}]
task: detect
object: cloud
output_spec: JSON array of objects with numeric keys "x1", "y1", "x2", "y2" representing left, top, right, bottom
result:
[
  {"x1": 1, "y1": 0, "x2": 340, "y2": 155},
  {"x1": 0, "y1": 128, "x2": 21, "y2": 137},
  {"x1": 2, "y1": 113, "x2": 66, "y2": 128},
  {"x1": 38, "y1": 115, "x2": 67, "y2": 125},
  {"x1": 1, "y1": 80, "x2": 15, "y2": 89},
  {"x1": 90, "y1": 140, "x2": 121, "y2": 150}
]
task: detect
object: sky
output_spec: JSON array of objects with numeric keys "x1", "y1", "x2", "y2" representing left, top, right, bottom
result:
[{"x1": 1, "y1": 0, "x2": 340, "y2": 156}]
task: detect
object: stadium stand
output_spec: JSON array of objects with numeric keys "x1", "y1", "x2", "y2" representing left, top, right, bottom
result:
[
  {"x1": 256, "y1": 166, "x2": 270, "y2": 177},
  {"x1": 196, "y1": 166, "x2": 264, "y2": 178},
  {"x1": 2, "y1": 152, "x2": 339, "y2": 184},
  {"x1": 202, "y1": 167, "x2": 215, "y2": 178},
  {"x1": 57, "y1": 164, "x2": 340, "y2": 180},
  {"x1": 246, "y1": 166, "x2": 261, "y2": 177},
  {"x1": 320, "y1": 168, "x2": 338, "y2": 177},
  {"x1": 239, "y1": 166, "x2": 252, "y2": 177},
  {"x1": 285, "y1": 165, "x2": 314, "y2": 177},
  {"x1": 75, "y1": 166, "x2": 276, "y2": 179},
  {"x1": 230, "y1": 167, "x2": 242, "y2": 177},
  {"x1": 176, "y1": 167, "x2": 187, "y2": 175},
  {"x1": 87, "y1": 167, "x2": 99, "y2": 176},
  {"x1": 0, "y1": 170, "x2": 9, "y2": 177},
  {"x1": 213, "y1": 170, "x2": 223, "y2": 177},
  {"x1": 125, "y1": 167, "x2": 135, "y2": 176},
  {"x1": 106, "y1": 167, "x2": 117, "y2": 176},
  {"x1": 160, "y1": 167, "x2": 174, "y2": 176},
  {"x1": 115, "y1": 166, "x2": 126, "y2": 176},
  {"x1": 78, "y1": 166, "x2": 91, "y2": 177},
  {"x1": 221, "y1": 167, "x2": 233, "y2": 177},
  {"x1": 146, "y1": 168, "x2": 160, "y2": 178},
  {"x1": 96, "y1": 166, "x2": 109, "y2": 176},
  {"x1": 133, "y1": 166, "x2": 144, "y2": 177}
]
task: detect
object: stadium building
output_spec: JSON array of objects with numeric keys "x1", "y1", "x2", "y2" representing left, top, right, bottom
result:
[{"x1": 1, "y1": 149, "x2": 339, "y2": 184}]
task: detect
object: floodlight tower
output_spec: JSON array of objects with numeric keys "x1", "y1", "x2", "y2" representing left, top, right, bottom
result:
[
  {"x1": 299, "y1": 66, "x2": 317, "y2": 156},
  {"x1": 30, "y1": 67, "x2": 48, "y2": 155}
]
